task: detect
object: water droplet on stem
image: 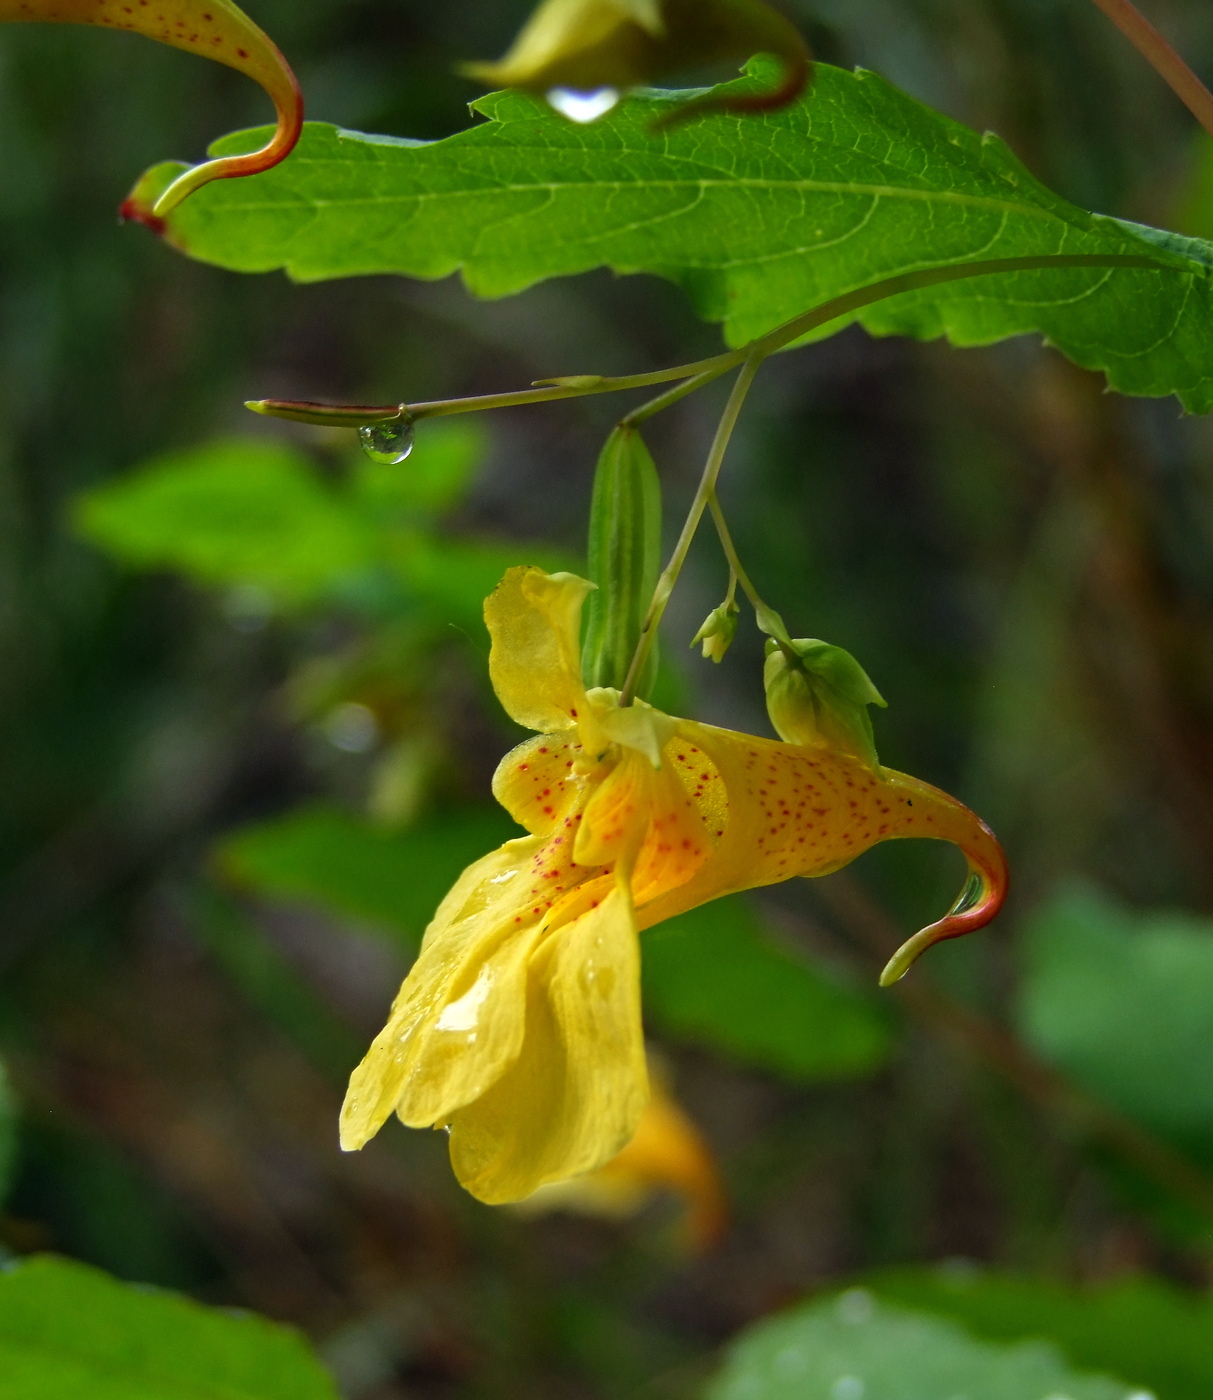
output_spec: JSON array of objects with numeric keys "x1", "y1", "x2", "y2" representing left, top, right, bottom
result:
[{"x1": 359, "y1": 416, "x2": 415, "y2": 464}]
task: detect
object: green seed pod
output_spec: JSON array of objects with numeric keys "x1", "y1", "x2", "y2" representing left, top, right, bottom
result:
[
  {"x1": 582, "y1": 425, "x2": 662, "y2": 698},
  {"x1": 763, "y1": 637, "x2": 887, "y2": 774}
]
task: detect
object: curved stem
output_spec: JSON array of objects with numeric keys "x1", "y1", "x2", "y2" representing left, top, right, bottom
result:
[
  {"x1": 253, "y1": 253, "x2": 1168, "y2": 431},
  {"x1": 621, "y1": 365, "x2": 734, "y2": 427},
  {"x1": 1085, "y1": 0, "x2": 1213, "y2": 139},
  {"x1": 619, "y1": 353, "x2": 766, "y2": 706}
]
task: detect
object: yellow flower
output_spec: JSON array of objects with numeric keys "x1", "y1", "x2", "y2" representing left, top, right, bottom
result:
[
  {"x1": 512, "y1": 1071, "x2": 726, "y2": 1251},
  {"x1": 340, "y1": 568, "x2": 1006, "y2": 1204}
]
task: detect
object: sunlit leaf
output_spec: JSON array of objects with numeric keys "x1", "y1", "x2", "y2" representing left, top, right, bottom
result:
[
  {"x1": 134, "y1": 63, "x2": 1213, "y2": 409},
  {"x1": 871, "y1": 1265, "x2": 1213, "y2": 1400},
  {"x1": 706, "y1": 1288, "x2": 1138, "y2": 1400},
  {"x1": 642, "y1": 896, "x2": 892, "y2": 1081},
  {"x1": 0, "y1": 1254, "x2": 338, "y2": 1399},
  {"x1": 72, "y1": 439, "x2": 373, "y2": 604}
]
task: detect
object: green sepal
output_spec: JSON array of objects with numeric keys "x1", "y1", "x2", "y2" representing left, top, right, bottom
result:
[
  {"x1": 581, "y1": 425, "x2": 662, "y2": 698},
  {"x1": 763, "y1": 637, "x2": 887, "y2": 773}
]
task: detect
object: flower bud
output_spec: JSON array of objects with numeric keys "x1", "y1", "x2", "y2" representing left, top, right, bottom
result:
[
  {"x1": 763, "y1": 637, "x2": 887, "y2": 773},
  {"x1": 690, "y1": 600, "x2": 740, "y2": 662}
]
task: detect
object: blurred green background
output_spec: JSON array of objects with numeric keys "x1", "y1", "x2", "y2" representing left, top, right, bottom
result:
[{"x1": 1, "y1": 1, "x2": 1213, "y2": 1396}]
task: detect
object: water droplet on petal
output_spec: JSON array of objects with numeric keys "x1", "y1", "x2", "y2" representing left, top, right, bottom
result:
[
  {"x1": 359, "y1": 416, "x2": 415, "y2": 464},
  {"x1": 546, "y1": 87, "x2": 620, "y2": 123}
]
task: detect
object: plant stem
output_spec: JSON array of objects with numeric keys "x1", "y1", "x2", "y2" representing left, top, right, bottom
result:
[
  {"x1": 253, "y1": 254, "x2": 1168, "y2": 431},
  {"x1": 408, "y1": 256, "x2": 1161, "y2": 420},
  {"x1": 1085, "y1": 0, "x2": 1213, "y2": 139},
  {"x1": 707, "y1": 491, "x2": 801, "y2": 664},
  {"x1": 621, "y1": 365, "x2": 733, "y2": 427},
  {"x1": 619, "y1": 353, "x2": 766, "y2": 705}
]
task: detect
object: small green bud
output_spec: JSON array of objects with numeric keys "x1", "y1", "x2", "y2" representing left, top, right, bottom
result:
[
  {"x1": 763, "y1": 637, "x2": 887, "y2": 773},
  {"x1": 690, "y1": 600, "x2": 740, "y2": 663},
  {"x1": 582, "y1": 425, "x2": 662, "y2": 699}
]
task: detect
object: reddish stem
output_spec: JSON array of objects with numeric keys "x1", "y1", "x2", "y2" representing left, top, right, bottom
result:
[{"x1": 1086, "y1": 0, "x2": 1213, "y2": 138}]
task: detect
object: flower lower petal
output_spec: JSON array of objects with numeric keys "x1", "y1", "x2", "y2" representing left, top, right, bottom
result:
[{"x1": 446, "y1": 879, "x2": 648, "y2": 1203}]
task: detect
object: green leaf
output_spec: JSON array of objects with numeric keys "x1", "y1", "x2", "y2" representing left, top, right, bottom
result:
[
  {"x1": 185, "y1": 886, "x2": 364, "y2": 1080},
  {"x1": 141, "y1": 64, "x2": 1213, "y2": 409},
  {"x1": 216, "y1": 804, "x2": 518, "y2": 950},
  {"x1": 642, "y1": 896, "x2": 891, "y2": 1081},
  {"x1": 73, "y1": 439, "x2": 372, "y2": 604},
  {"x1": 870, "y1": 1265, "x2": 1213, "y2": 1400},
  {"x1": 0, "y1": 1254, "x2": 338, "y2": 1400},
  {"x1": 1016, "y1": 883, "x2": 1213, "y2": 1154},
  {"x1": 0, "y1": 1058, "x2": 16, "y2": 1207},
  {"x1": 705, "y1": 1288, "x2": 1138, "y2": 1400}
]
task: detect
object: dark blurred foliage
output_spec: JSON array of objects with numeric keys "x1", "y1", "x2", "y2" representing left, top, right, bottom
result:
[{"x1": 1, "y1": 2, "x2": 1213, "y2": 1397}]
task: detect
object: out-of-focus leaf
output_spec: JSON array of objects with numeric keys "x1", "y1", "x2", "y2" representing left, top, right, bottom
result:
[
  {"x1": 642, "y1": 896, "x2": 891, "y2": 1081},
  {"x1": 73, "y1": 439, "x2": 373, "y2": 604},
  {"x1": 870, "y1": 1265, "x2": 1213, "y2": 1400},
  {"x1": 1017, "y1": 883, "x2": 1213, "y2": 1152},
  {"x1": 216, "y1": 804, "x2": 518, "y2": 950},
  {"x1": 185, "y1": 886, "x2": 364, "y2": 1080},
  {"x1": 389, "y1": 535, "x2": 568, "y2": 628},
  {"x1": 0, "y1": 1058, "x2": 16, "y2": 1207},
  {"x1": 352, "y1": 419, "x2": 486, "y2": 519},
  {"x1": 136, "y1": 64, "x2": 1213, "y2": 410},
  {"x1": 706, "y1": 1288, "x2": 1137, "y2": 1400},
  {"x1": 0, "y1": 1254, "x2": 338, "y2": 1399}
]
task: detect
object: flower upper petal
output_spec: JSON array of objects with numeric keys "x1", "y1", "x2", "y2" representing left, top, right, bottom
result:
[
  {"x1": 447, "y1": 877, "x2": 648, "y2": 1203},
  {"x1": 486, "y1": 568, "x2": 593, "y2": 734}
]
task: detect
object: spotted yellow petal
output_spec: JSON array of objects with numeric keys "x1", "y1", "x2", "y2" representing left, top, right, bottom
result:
[
  {"x1": 340, "y1": 819, "x2": 604, "y2": 1148},
  {"x1": 512, "y1": 1072, "x2": 726, "y2": 1251},
  {"x1": 492, "y1": 732, "x2": 589, "y2": 835},
  {"x1": 485, "y1": 568, "x2": 593, "y2": 735},
  {"x1": 448, "y1": 879, "x2": 648, "y2": 1203},
  {"x1": 642, "y1": 721, "x2": 1007, "y2": 981}
]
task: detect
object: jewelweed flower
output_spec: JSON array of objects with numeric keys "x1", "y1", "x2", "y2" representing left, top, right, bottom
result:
[
  {"x1": 513, "y1": 1071, "x2": 726, "y2": 1251},
  {"x1": 340, "y1": 568, "x2": 1006, "y2": 1203}
]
